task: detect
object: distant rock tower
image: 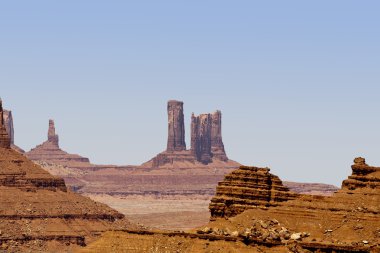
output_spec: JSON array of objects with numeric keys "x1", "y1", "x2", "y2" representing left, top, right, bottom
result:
[
  {"x1": 0, "y1": 99, "x2": 11, "y2": 149},
  {"x1": 191, "y1": 113, "x2": 213, "y2": 164},
  {"x1": 48, "y1": 119, "x2": 59, "y2": 147},
  {"x1": 3, "y1": 110, "x2": 14, "y2": 145},
  {"x1": 167, "y1": 100, "x2": 186, "y2": 152},
  {"x1": 210, "y1": 111, "x2": 228, "y2": 161},
  {"x1": 191, "y1": 110, "x2": 228, "y2": 164}
]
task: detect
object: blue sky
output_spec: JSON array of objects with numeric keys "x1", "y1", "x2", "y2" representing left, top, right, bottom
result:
[{"x1": 1, "y1": 1, "x2": 379, "y2": 185}]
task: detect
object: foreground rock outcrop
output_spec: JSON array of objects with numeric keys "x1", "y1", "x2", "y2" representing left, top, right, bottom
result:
[
  {"x1": 0, "y1": 101, "x2": 136, "y2": 252},
  {"x1": 209, "y1": 166, "x2": 298, "y2": 217},
  {"x1": 26, "y1": 120, "x2": 91, "y2": 168},
  {"x1": 79, "y1": 158, "x2": 379, "y2": 252}
]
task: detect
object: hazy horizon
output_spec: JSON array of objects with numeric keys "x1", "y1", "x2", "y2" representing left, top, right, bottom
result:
[{"x1": 2, "y1": 1, "x2": 380, "y2": 186}]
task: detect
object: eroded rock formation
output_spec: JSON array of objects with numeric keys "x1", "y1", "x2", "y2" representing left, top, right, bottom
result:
[
  {"x1": 167, "y1": 100, "x2": 186, "y2": 152},
  {"x1": 191, "y1": 113, "x2": 213, "y2": 164},
  {"x1": 26, "y1": 120, "x2": 91, "y2": 167},
  {"x1": 0, "y1": 100, "x2": 11, "y2": 149},
  {"x1": 209, "y1": 166, "x2": 297, "y2": 217},
  {"x1": 145, "y1": 100, "x2": 233, "y2": 168},
  {"x1": 79, "y1": 158, "x2": 380, "y2": 252},
  {"x1": 3, "y1": 109, "x2": 25, "y2": 153},
  {"x1": 341, "y1": 157, "x2": 380, "y2": 191},
  {"x1": 210, "y1": 110, "x2": 228, "y2": 161},
  {"x1": 0, "y1": 142, "x2": 133, "y2": 252}
]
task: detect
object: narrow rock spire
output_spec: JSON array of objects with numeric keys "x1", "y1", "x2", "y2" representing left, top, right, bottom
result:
[
  {"x1": 47, "y1": 119, "x2": 59, "y2": 147},
  {"x1": 167, "y1": 100, "x2": 186, "y2": 151},
  {"x1": 0, "y1": 99, "x2": 11, "y2": 148}
]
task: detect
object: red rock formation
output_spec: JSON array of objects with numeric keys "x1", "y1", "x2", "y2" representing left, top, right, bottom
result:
[
  {"x1": 145, "y1": 100, "x2": 237, "y2": 168},
  {"x1": 26, "y1": 120, "x2": 91, "y2": 167},
  {"x1": 167, "y1": 100, "x2": 186, "y2": 152},
  {"x1": 191, "y1": 113, "x2": 213, "y2": 164},
  {"x1": 0, "y1": 100, "x2": 11, "y2": 149},
  {"x1": 47, "y1": 119, "x2": 59, "y2": 146},
  {"x1": 210, "y1": 111, "x2": 228, "y2": 161},
  {"x1": 341, "y1": 157, "x2": 380, "y2": 191},
  {"x1": 0, "y1": 144, "x2": 133, "y2": 252},
  {"x1": 3, "y1": 109, "x2": 25, "y2": 153},
  {"x1": 209, "y1": 166, "x2": 297, "y2": 217}
]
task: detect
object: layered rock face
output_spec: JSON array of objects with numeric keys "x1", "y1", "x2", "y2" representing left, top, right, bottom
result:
[
  {"x1": 26, "y1": 120, "x2": 91, "y2": 167},
  {"x1": 0, "y1": 146, "x2": 132, "y2": 252},
  {"x1": 0, "y1": 100, "x2": 11, "y2": 149},
  {"x1": 205, "y1": 159, "x2": 380, "y2": 252},
  {"x1": 167, "y1": 100, "x2": 186, "y2": 152},
  {"x1": 341, "y1": 157, "x2": 380, "y2": 191},
  {"x1": 209, "y1": 166, "x2": 297, "y2": 217}
]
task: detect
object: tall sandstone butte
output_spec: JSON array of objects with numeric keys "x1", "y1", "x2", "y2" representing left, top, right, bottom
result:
[
  {"x1": 191, "y1": 113, "x2": 213, "y2": 164},
  {"x1": 167, "y1": 100, "x2": 186, "y2": 152},
  {"x1": 143, "y1": 100, "x2": 235, "y2": 168},
  {"x1": 0, "y1": 99, "x2": 11, "y2": 149},
  {"x1": 210, "y1": 110, "x2": 228, "y2": 161},
  {"x1": 191, "y1": 111, "x2": 228, "y2": 164}
]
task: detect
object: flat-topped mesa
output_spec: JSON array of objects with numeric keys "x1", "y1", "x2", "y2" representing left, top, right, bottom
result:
[
  {"x1": 48, "y1": 119, "x2": 59, "y2": 147},
  {"x1": 191, "y1": 113, "x2": 212, "y2": 164},
  {"x1": 341, "y1": 157, "x2": 380, "y2": 191},
  {"x1": 0, "y1": 99, "x2": 11, "y2": 149},
  {"x1": 167, "y1": 100, "x2": 186, "y2": 152},
  {"x1": 210, "y1": 110, "x2": 228, "y2": 161},
  {"x1": 209, "y1": 165, "x2": 298, "y2": 218}
]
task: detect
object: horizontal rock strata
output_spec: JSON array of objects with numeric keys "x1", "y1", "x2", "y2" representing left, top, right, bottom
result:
[
  {"x1": 0, "y1": 147, "x2": 132, "y2": 252},
  {"x1": 209, "y1": 166, "x2": 297, "y2": 217}
]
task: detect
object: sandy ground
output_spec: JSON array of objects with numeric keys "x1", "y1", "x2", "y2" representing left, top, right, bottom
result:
[{"x1": 85, "y1": 194, "x2": 212, "y2": 231}]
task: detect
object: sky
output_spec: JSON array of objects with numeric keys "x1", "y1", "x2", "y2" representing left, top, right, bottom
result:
[{"x1": 1, "y1": 1, "x2": 379, "y2": 186}]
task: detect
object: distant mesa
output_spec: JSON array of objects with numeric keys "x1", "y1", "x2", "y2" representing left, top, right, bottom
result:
[
  {"x1": 26, "y1": 119, "x2": 91, "y2": 168},
  {"x1": 142, "y1": 100, "x2": 239, "y2": 168}
]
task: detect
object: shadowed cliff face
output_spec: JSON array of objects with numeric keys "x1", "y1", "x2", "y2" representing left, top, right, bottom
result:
[
  {"x1": 0, "y1": 100, "x2": 11, "y2": 149},
  {"x1": 167, "y1": 100, "x2": 186, "y2": 152}
]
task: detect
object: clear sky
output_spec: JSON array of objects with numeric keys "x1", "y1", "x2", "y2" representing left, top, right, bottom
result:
[{"x1": 1, "y1": 1, "x2": 379, "y2": 186}]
